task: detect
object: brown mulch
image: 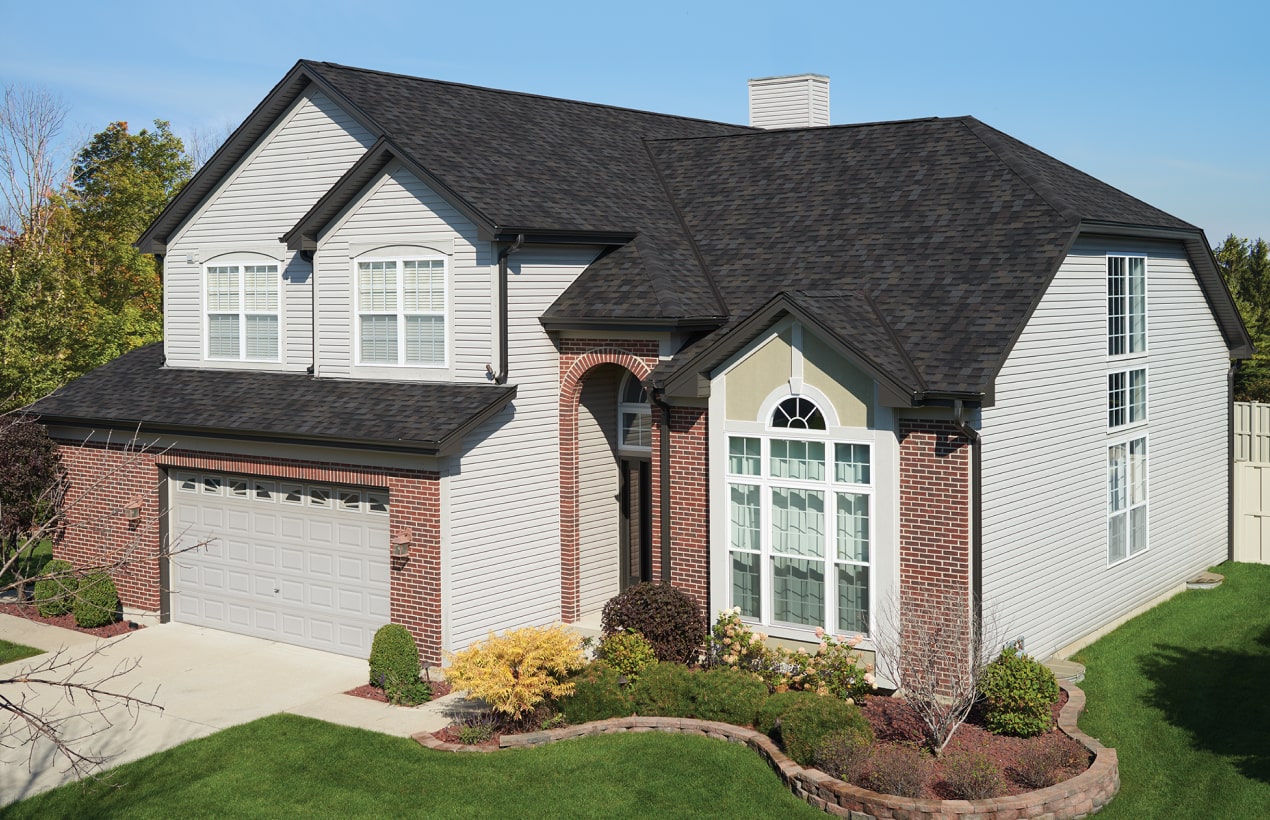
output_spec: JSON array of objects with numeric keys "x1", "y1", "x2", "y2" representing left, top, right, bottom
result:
[
  {"x1": 345, "y1": 680, "x2": 452, "y2": 704},
  {"x1": 432, "y1": 724, "x2": 500, "y2": 749},
  {"x1": 0, "y1": 601, "x2": 144, "y2": 639},
  {"x1": 859, "y1": 690, "x2": 1090, "y2": 799}
]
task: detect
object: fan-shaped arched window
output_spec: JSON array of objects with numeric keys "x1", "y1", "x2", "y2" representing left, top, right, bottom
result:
[{"x1": 770, "y1": 396, "x2": 825, "y2": 430}]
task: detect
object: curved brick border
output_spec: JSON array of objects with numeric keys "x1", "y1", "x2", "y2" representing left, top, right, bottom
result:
[{"x1": 414, "y1": 681, "x2": 1118, "y2": 818}]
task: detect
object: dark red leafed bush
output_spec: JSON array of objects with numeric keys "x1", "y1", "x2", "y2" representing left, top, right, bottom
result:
[{"x1": 600, "y1": 582, "x2": 705, "y2": 664}]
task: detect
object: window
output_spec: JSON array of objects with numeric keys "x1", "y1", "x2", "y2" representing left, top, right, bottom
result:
[
  {"x1": 618, "y1": 372, "x2": 651, "y2": 450},
  {"x1": 726, "y1": 397, "x2": 871, "y2": 635},
  {"x1": 206, "y1": 263, "x2": 279, "y2": 360},
  {"x1": 356, "y1": 257, "x2": 446, "y2": 366},
  {"x1": 1107, "y1": 256, "x2": 1146, "y2": 356},
  {"x1": 1108, "y1": 437, "x2": 1147, "y2": 563},
  {"x1": 1108, "y1": 368, "x2": 1147, "y2": 428}
]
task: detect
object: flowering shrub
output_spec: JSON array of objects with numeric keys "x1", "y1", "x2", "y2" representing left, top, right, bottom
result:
[
  {"x1": 708, "y1": 609, "x2": 876, "y2": 701},
  {"x1": 446, "y1": 624, "x2": 586, "y2": 718}
]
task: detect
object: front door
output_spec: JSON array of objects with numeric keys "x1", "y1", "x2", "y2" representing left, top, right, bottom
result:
[{"x1": 619, "y1": 458, "x2": 652, "y2": 589}]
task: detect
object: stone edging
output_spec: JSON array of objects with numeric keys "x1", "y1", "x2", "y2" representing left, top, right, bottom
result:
[{"x1": 413, "y1": 681, "x2": 1118, "y2": 818}]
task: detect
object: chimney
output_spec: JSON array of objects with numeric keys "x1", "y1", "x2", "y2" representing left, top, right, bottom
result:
[{"x1": 747, "y1": 74, "x2": 830, "y2": 129}]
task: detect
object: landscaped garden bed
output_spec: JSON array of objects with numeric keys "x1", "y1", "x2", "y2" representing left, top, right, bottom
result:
[{"x1": 0, "y1": 600, "x2": 141, "y2": 639}]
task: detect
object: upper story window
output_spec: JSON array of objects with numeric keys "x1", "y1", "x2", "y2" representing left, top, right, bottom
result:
[
  {"x1": 1108, "y1": 436, "x2": 1148, "y2": 564},
  {"x1": 1108, "y1": 368, "x2": 1147, "y2": 429},
  {"x1": 618, "y1": 372, "x2": 651, "y2": 450},
  {"x1": 206, "y1": 262, "x2": 279, "y2": 361},
  {"x1": 356, "y1": 256, "x2": 446, "y2": 367},
  {"x1": 1107, "y1": 255, "x2": 1146, "y2": 357},
  {"x1": 771, "y1": 396, "x2": 826, "y2": 430}
]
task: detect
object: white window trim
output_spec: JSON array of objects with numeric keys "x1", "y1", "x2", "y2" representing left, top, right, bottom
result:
[
  {"x1": 1106, "y1": 253, "x2": 1148, "y2": 361},
  {"x1": 1108, "y1": 365, "x2": 1148, "y2": 431},
  {"x1": 617, "y1": 372, "x2": 652, "y2": 454},
  {"x1": 724, "y1": 403, "x2": 875, "y2": 638},
  {"x1": 353, "y1": 252, "x2": 449, "y2": 368},
  {"x1": 203, "y1": 257, "x2": 282, "y2": 362},
  {"x1": 1107, "y1": 433, "x2": 1149, "y2": 567}
]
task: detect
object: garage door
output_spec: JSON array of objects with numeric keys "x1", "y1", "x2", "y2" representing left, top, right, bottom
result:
[{"x1": 169, "y1": 471, "x2": 391, "y2": 657}]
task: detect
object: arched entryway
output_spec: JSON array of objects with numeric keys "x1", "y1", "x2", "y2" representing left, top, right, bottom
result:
[{"x1": 559, "y1": 346, "x2": 657, "y2": 623}]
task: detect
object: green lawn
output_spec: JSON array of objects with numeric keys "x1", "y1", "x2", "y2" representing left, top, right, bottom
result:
[
  {"x1": 2, "y1": 714, "x2": 824, "y2": 818},
  {"x1": 1075, "y1": 561, "x2": 1270, "y2": 818},
  {"x1": 0, "y1": 639, "x2": 42, "y2": 665},
  {"x1": 0, "y1": 539, "x2": 53, "y2": 587}
]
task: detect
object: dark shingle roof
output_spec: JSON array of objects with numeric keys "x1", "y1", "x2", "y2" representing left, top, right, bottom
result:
[{"x1": 28, "y1": 345, "x2": 516, "y2": 455}]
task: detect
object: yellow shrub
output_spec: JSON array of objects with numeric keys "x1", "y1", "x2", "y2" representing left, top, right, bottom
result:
[{"x1": 446, "y1": 624, "x2": 586, "y2": 717}]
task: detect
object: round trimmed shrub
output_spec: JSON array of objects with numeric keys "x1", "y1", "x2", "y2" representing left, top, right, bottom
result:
[
  {"x1": 754, "y1": 690, "x2": 822, "y2": 737},
  {"x1": 601, "y1": 582, "x2": 705, "y2": 664},
  {"x1": 595, "y1": 629, "x2": 657, "y2": 681},
  {"x1": 558, "y1": 662, "x2": 633, "y2": 723},
  {"x1": 73, "y1": 572, "x2": 119, "y2": 628},
  {"x1": 689, "y1": 667, "x2": 769, "y2": 726},
  {"x1": 629, "y1": 661, "x2": 694, "y2": 717},
  {"x1": 368, "y1": 623, "x2": 421, "y2": 689},
  {"x1": 34, "y1": 558, "x2": 77, "y2": 617},
  {"x1": 978, "y1": 647, "x2": 1059, "y2": 737},
  {"x1": 779, "y1": 696, "x2": 873, "y2": 767}
]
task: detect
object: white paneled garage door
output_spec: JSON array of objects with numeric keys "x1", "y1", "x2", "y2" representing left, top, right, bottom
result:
[{"x1": 169, "y1": 471, "x2": 391, "y2": 657}]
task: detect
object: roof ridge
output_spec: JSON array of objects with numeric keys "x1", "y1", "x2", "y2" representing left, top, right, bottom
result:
[
  {"x1": 309, "y1": 61, "x2": 754, "y2": 133},
  {"x1": 958, "y1": 118, "x2": 1080, "y2": 225},
  {"x1": 644, "y1": 115, "x2": 956, "y2": 146}
]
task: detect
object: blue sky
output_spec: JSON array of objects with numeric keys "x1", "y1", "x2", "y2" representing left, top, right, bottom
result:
[{"x1": 4, "y1": 0, "x2": 1266, "y2": 242}]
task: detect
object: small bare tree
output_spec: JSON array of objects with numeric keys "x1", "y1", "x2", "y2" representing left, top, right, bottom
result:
[
  {"x1": 875, "y1": 587, "x2": 1006, "y2": 755},
  {"x1": 1, "y1": 411, "x2": 204, "y2": 781},
  {"x1": 0, "y1": 84, "x2": 70, "y2": 243}
]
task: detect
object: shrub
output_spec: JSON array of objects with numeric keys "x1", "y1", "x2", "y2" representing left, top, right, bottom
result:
[
  {"x1": 814, "y1": 729, "x2": 873, "y2": 783},
  {"x1": 72, "y1": 571, "x2": 119, "y2": 628},
  {"x1": 595, "y1": 629, "x2": 657, "y2": 681},
  {"x1": 806, "y1": 631, "x2": 875, "y2": 701},
  {"x1": 369, "y1": 624, "x2": 422, "y2": 690},
  {"x1": 779, "y1": 695, "x2": 873, "y2": 767},
  {"x1": 0, "y1": 416, "x2": 63, "y2": 548},
  {"x1": 978, "y1": 647, "x2": 1060, "y2": 737},
  {"x1": 689, "y1": 667, "x2": 768, "y2": 726},
  {"x1": 601, "y1": 582, "x2": 704, "y2": 664},
  {"x1": 446, "y1": 624, "x2": 585, "y2": 718},
  {"x1": 859, "y1": 743, "x2": 932, "y2": 798},
  {"x1": 557, "y1": 662, "x2": 633, "y2": 724},
  {"x1": 456, "y1": 713, "x2": 497, "y2": 745},
  {"x1": 1011, "y1": 736, "x2": 1069, "y2": 789},
  {"x1": 942, "y1": 750, "x2": 1004, "y2": 800},
  {"x1": 754, "y1": 690, "x2": 823, "y2": 737},
  {"x1": 629, "y1": 661, "x2": 694, "y2": 717},
  {"x1": 33, "y1": 558, "x2": 77, "y2": 617},
  {"x1": 708, "y1": 607, "x2": 768, "y2": 671},
  {"x1": 385, "y1": 678, "x2": 432, "y2": 707}
]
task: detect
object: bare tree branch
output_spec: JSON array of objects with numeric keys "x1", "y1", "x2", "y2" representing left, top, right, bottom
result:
[{"x1": 0, "y1": 85, "x2": 70, "y2": 243}]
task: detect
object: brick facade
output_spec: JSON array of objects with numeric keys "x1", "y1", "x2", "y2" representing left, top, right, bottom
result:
[
  {"x1": 54, "y1": 441, "x2": 445, "y2": 665},
  {"x1": 557, "y1": 338, "x2": 713, "y2": 619},
  {"x1": 897, "y1": 419, "x2": 974, "y2": 687}
]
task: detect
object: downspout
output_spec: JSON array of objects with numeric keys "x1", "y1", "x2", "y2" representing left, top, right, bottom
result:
[
  {"x1": 300, "y1": 248, "x2": 315, "y2": 376},
  {"x1": 1229, "y1": 361, "x2": 1238, "y2": 562},
  {"x1": 652, "y1": 388, "x2": 672, "y2": 583},
  {"x1": 492, "y1": 234, "x2": 524, "y2": 385},
  {"x1": 952, "y1": 399, "x2": 983, "y2": 652}
]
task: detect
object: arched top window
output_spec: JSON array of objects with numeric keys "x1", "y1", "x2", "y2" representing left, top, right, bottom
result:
[
  {"x1": 771, "y1": 396, "x2": 825, "y2": 430},
  {"x1": 622, "y1": 372, "x2": 648, "y2": 404},
  {"x1": 618, "y1": 372, "x2": 651, "y2": 450}
]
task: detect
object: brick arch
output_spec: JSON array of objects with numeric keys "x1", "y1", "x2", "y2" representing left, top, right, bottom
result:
[{"x1": 558, "y1": 343, "x2": 659, "y2": 623}]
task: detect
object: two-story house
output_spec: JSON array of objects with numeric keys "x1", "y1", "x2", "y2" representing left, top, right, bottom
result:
[{"x1": 30, "y1": 63, "x2": 1250, "y2": 675}]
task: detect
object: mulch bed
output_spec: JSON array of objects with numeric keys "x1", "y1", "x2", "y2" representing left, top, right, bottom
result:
[
  {"x1": 345, "y1": 680, "x2": 452, "y2": 704},
  {"x1": 0, "y1": 601, "x2": 144, "y2": 639}
]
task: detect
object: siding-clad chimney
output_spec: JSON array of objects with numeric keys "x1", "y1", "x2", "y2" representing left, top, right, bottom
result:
[{"x1": 747, "y1": 74, "x2": 830, "y2": 129}]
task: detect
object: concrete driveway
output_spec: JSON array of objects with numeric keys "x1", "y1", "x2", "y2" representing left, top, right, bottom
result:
[{"x1": 0, "y1": 617, "x2": 459, "y2": 806}]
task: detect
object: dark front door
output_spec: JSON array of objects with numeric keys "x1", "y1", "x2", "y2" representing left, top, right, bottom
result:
[{"x1": 619, "y1": 458, "x2": 652, "y2": 590}]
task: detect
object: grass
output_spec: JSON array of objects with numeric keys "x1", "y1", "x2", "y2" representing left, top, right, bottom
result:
[
  {"x1": 0, "y1": 538, "x2": 53, "y2": 587},
  {"x1": 0, "y1": 639, "x2": 42, "y2": 665},
  {"x1": 1074, "y1": 561, "x2": 1270, "y2": 818},
  {"x1": 2, "y1": 714, "x2": 825, "y2": 818}
]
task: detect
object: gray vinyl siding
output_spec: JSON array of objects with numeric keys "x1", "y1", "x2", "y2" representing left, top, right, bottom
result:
[
  {"x1": 446, "y1": 247, "x2": 600, "y2": 652},
  {"x1": 980, "y1": 235, "x2": 1230, "y2": 660},
  {"x1": 314, "y1": 163, "x2": 492, "y2": 382},
  {"x1": 163, "y1": 90, "x2": 374, "y2": 370},
  {"x1": 747, "y1": 76, "x2": 830, "y2": 129},
  {"x1": 577, "y1": 367, "x2": 621, "y2": 616}
]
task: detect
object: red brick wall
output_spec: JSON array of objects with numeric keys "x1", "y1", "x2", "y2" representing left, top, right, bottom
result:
[
  {"x1": 658, "y1": 406, "x2": 709, "y2": 610},
  {"x1": 55, "y1": 442, "x2": 445, "y2": 665},
  {"x1": 897, "y1": 419, "x2": 974, "y2": 688}
]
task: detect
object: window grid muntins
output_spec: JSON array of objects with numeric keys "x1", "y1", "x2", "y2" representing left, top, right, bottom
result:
[
  {"x1": 357, "y1": 257, "x2": 446, "y2": 367},
  {"x1": 1108, "y1": 437, "x2": 1148, "y2": 564},
  {"x1": 726, "y1": 411, "x2": 872, "y2": 635},
  {"x1": 1107, "y1": 256, "x2": 1146, "y2": 357},
  {"x1": 206, "y1": 264, "x2": 279, "y2": 361},
  {"x1": 1108, "y1": 368, "x2": 1147, "y2": 429},
  {"x1": 618, "y1": 373, "x2": 652, "y2": 451}
]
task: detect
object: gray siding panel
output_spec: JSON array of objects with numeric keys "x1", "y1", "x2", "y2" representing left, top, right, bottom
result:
[
  {"x1": 980, "y1": 236, "x2": 1230, "y2": 659},
  {"x1": 577, "y1": 368, "x2": 621, "y2": 616},
  {"x1": 163, "y1": 90, "x2": 374, "y2": 371}
]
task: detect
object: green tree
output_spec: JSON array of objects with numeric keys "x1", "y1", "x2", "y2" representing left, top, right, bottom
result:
[{"x1": 1215, "y1": 235, "x2": 1270, "y2": 401}]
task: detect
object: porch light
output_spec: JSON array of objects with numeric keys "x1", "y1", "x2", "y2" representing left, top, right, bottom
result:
[
  {"x1": 124, "y1": 495, "x2": 145, "y2": 519},
  {"x1": 391, "y1": 528, "x2": 413, "y2": 557}
]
